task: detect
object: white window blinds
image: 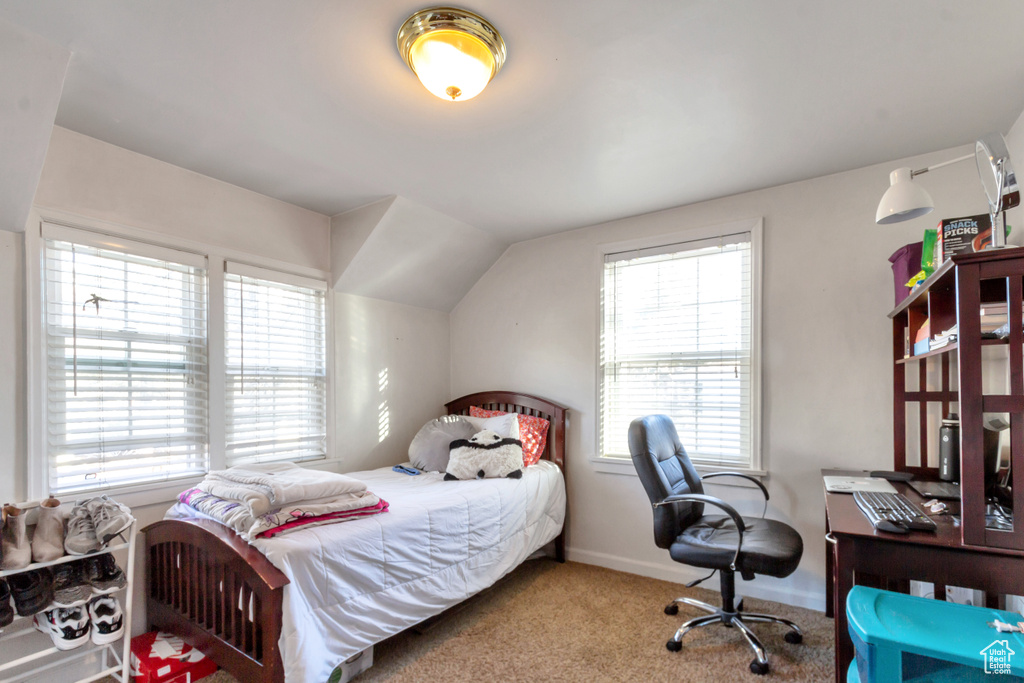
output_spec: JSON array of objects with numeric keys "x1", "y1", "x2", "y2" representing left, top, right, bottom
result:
[
  {"x1": 224, "y1": 264, "x2": 327, "y2": 467},
  {"x1": 600, "y1": 232, "x2": 754, "y2": 469},
  {"x1": 43, "y1": 228, "x2": 209, "y2": 494}
]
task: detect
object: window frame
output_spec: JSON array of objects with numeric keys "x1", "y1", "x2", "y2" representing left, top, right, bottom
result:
[
  {"x1": 40, "y1": 225, "x2": 211, "y2": 494},
  {"x1": 223, "y1": 261, "x2": 329, "y2": 468},
  {"x1": 25, "y1": 210, "x2": 335, "y2": 506},
  {"x1": 592, "y1": 216, "x2": 764, "y2": 478}
]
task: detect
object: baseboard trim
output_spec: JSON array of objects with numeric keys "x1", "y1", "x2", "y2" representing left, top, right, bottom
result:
[{"x1": 566, "y1": 547, "x2": 825, "y2": 612}]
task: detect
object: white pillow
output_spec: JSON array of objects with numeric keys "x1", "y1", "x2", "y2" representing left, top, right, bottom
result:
[{"x1": 466, "y1": 413, "x2": 520, "y2": 439}]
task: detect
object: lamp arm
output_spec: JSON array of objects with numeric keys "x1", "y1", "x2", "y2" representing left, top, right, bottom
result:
[{"x1": 911, "y1": 153, "x2": 974, "y2": 178}]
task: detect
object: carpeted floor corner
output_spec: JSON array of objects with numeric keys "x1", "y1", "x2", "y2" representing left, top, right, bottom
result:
[{"x1": 115, "y1": 561, "x2": 834, "y2": 682}]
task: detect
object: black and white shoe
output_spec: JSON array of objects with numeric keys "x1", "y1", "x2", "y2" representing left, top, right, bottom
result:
[
  {"x1": 34, "y1": 605, "x2": 90, "y2": 650},
  {"x1": 87, "y1": 595, "x2": 123, "y2": 644}
]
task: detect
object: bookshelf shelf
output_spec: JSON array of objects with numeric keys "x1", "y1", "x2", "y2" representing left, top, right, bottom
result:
[{"x1": 895, "y1": 338, "x2": 1009, "y2": 364}]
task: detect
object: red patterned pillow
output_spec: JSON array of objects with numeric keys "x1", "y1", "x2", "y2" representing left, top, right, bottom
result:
[{"x1": 469, "y1": 406, "x2": 550, "y2": 467}]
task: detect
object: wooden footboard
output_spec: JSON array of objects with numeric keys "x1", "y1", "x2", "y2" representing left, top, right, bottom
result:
[{"x1": 143, "y1": 518, "x2": 289, "y2": 683}]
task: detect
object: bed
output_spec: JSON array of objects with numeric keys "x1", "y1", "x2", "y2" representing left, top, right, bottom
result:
[{"x1": 143, "y1": 391, "x2": 567, "y2": 683}]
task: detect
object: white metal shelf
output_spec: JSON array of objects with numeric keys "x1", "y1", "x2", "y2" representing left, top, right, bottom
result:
[
  {"x1": 0, "y1": 515, "x2": 136, "y2": 683},
  {"x1": 0, "y1": 540, "x2": 131, "y2": 580},
  {"x1": 0, "y1": 636, "x2": 125, "y2": 683}
]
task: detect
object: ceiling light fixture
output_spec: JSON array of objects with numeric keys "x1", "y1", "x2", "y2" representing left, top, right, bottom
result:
[
  {"x1": 876, "y1": 132, "x2": 1020, "y2": 249},
  {"x1": 397, "y1": 7, "x2": 506, "y2": 102}
]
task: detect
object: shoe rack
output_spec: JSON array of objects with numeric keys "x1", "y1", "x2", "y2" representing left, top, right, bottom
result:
[{"x1": 0, "y1": 499, "x2": 136, "y2": 683}]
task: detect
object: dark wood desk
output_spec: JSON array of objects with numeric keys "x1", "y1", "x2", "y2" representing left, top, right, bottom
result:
[{"x1": 824, "y1": 473, "x2": 1024, "y2": 682}]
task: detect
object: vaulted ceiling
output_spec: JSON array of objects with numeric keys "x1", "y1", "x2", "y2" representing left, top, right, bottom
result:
[{"x1": 3, "y1": 0, "x2": 1024, "y2": 242}]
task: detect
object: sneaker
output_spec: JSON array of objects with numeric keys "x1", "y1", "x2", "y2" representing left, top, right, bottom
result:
[
  {"x1": 51, "y1": 561, "x2": 92, "y2": 607},
  {"x1": 87, "y1": 595, "x2": 123, "y2": 644},
  {"x1": 84, "y1": 553, "x2": 126, "y2": 595},
  {"x1": 9, "y1": 568, "x2": 54, "y2": 617},
  {"x1": 0, "y1": 579, "x2": 12, "y2": 627},
  {"x1": 34, "y1": 605, "x2": 90, "y2": 650},
  {"x1": 64, "y1": 504, "x2": 100, "y2": 556},
  {"x1": 82, "y1": 496, "x2": 132, "y2": 546}
]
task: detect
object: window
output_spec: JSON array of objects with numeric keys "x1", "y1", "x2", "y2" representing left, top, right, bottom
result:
[
  {"x1": 224, "y1": 264, "x2": 327, "y2": 466},
  {"x1": 33, "y1": 222, "x2": 331, "y2": 497},
  {"x1": 599, "y1": 223, "x2": 761, "y2": 471},
  {"x1": 42, "y1": 226, "x2": 209, "y2": 493}
]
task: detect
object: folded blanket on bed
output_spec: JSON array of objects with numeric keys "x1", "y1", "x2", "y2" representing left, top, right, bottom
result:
[
  {"x1": 256, "y1": 499, "x2": 390, "y2": 538},
  {"x1": 178, "y1": 487, "x2": 384, "y2": 540},
  {"x1": 202, "y1": 462, "x2": 368, "y2": 511},
  {"x1": 197, "y1": 479, "x2": 371, "y2": 518}
]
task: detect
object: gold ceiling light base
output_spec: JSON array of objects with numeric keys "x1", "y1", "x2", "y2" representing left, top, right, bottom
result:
[{"x1": 397, "y1": 7, "x2": 506, "y2": 102}]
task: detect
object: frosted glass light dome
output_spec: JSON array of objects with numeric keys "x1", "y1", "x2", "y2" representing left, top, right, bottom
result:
[{"x1": 398, "y1": 8, "x2": 506, "y2": 103}]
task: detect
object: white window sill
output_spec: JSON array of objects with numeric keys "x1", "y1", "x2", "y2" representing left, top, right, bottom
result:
[
  {"x1": 591, "y1": 456, "x2": 766, "y2": 487},
  {"x1": 59, "y1": 477, "x2": 206, "y2": 513}
]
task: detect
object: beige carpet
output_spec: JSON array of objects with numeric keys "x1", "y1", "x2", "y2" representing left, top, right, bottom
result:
[{"x1": 122, "y1": 561, "x2": 834, "y2": 682}]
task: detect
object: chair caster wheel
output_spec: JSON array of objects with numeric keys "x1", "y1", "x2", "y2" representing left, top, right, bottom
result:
[
  {"x1": 664, "y1": 604, "x2": 679, "y2": 615},
  {"x1": 749, "y1": 660, "x2": 769, "y2": 675},
  {"x1": 785, "y1": 630, "x2": 803, "y2": 644},
  {"x1": 666, "y1": 640, "x2": 682, "y2": 652}
]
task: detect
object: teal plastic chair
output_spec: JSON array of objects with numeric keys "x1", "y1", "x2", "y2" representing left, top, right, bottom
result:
[{"x1": 847, "y1": 586, "x2": 1024, "y2": 681}]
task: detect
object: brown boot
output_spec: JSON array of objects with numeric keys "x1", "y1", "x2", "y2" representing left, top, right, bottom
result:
[{"x1": 2, "y1": 505, "x2": 31, "y2": 570}]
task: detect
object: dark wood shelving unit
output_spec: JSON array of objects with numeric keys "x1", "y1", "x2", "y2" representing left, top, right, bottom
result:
[{"x1": 890, "y1": 249, "x2": 1024, "y2": 551}]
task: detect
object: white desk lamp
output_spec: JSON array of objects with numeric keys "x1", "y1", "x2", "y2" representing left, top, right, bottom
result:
[{"x1": 876, "y1": 132, "x2": 1020, "y2": 249}]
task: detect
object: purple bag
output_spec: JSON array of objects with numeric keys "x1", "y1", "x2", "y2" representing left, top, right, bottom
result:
[{"x1": 889, "y1": 241, "x2": 923, "y2": 306}]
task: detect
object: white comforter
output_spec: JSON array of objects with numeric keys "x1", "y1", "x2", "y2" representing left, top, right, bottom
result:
[{"x1": 167, "y1": 460, "x2": 565, "y2": 683}]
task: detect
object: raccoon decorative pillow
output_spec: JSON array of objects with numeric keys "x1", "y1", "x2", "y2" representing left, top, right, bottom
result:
[{"x1": 444, "y1": 430, "x2": 525, "y2": 481}]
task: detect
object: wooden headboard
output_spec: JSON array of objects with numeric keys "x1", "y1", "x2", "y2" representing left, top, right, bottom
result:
[
  {"x1": 445, "y1": 390, "x2": 568, "y2": 562},
  {"x1": 445, "y1": 391, "x2": 567, "y2": 470}
]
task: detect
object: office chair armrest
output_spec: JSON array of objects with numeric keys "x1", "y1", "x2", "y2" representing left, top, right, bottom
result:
[
  {"x1": 657, "y1": 493, "x2": 746, "y2": 532},
  {"x1": 701, "y1": 472, "x2": 769, "y2": 502},
  {"x1": 656, "y1": 493, "x2": 746, "y2": 571}
]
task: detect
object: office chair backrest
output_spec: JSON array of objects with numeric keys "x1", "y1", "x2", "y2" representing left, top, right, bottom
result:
[{"x1": 628, "y1": 415, "x2": 705, "y2": 549}]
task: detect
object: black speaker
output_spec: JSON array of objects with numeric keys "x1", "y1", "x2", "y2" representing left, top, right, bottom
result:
[{"x1": 939, "y1": 414, "x2": 959, "y2": 482}]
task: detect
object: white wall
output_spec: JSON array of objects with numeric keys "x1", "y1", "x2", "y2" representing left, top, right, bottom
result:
[
  {"x1": 332, "y1": 195, "x2": 507, "y2": 312},
  {"x1": 0, "y1": 230, "x2": 25, "y2": 506},
  {"x1": 334, "y1": 292, "x2": 451, "y2": 472},
  {"x1": 34, "y1": 127, "x2": 330, "y2": 270},
  {"x1": 450, "y1": 140, "x2": 1005, "y2": 610},
  {"x1": 1004, "y1": 109, "x2": 1024, "y2": 235},
  {"x1": 0, "y1": 18, "x2": 68, "y2": 234}
]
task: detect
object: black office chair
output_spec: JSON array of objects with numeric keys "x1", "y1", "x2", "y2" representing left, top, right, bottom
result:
[{"x1": 629, "y1": 415, "x2": 804, "y2": 675}]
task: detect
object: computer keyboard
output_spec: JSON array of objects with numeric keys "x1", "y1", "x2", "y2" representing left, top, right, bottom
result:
[{"x1": 853, "y1": 491, "x2": 938, "y2": 533}]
